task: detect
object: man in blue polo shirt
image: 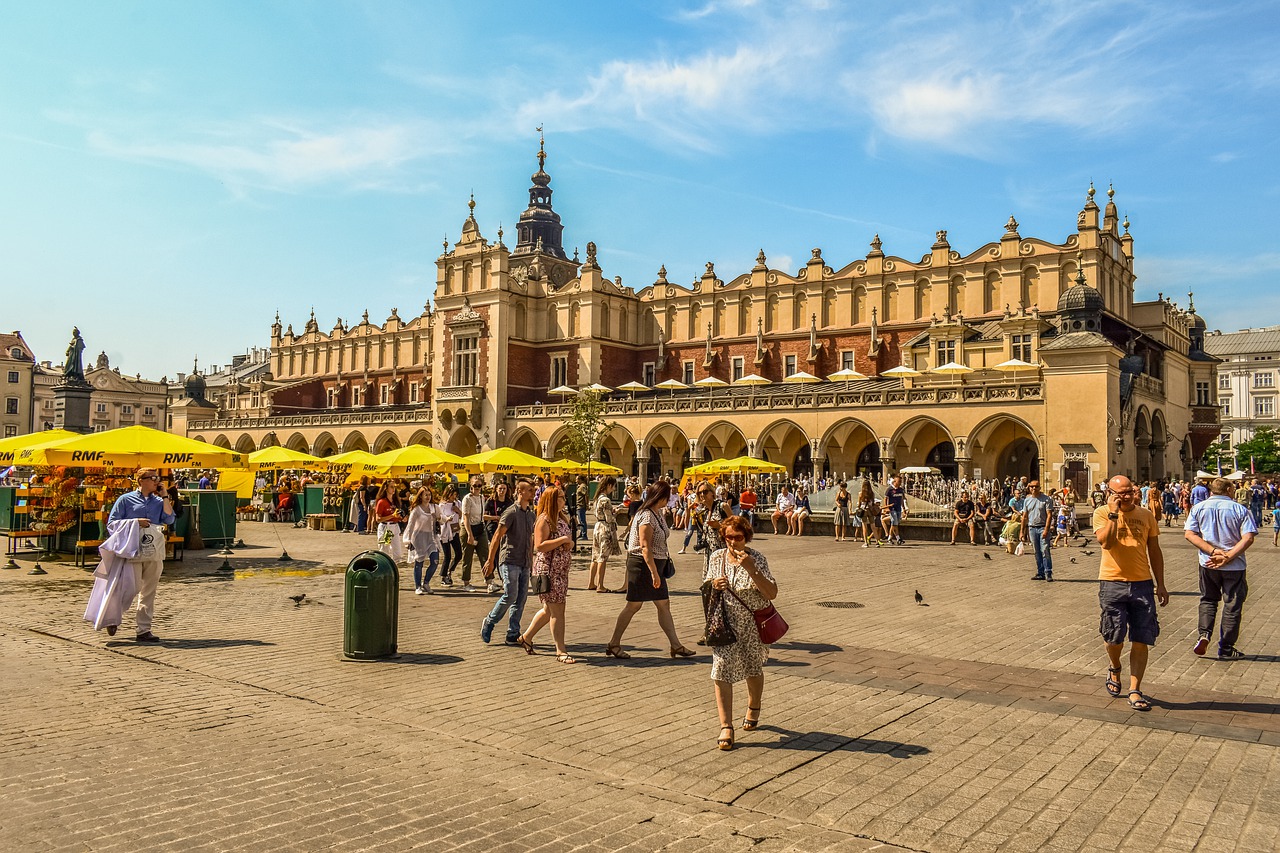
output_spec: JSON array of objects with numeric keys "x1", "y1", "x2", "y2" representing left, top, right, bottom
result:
[
  {"x1": 107, "y1": 467, "x2": 176, "y2": 643},
  {"x1": 1184, "y1": 477, "x2": 1257, "y2": 660}
]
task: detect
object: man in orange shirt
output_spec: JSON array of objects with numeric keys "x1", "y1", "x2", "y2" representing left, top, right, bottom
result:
[
  {"x1": 1093, "y1": 474, "x2": 1168, "y2": 712},
  {"x1": 738, "y1": 485, "x2": 758, "y2": 525}
]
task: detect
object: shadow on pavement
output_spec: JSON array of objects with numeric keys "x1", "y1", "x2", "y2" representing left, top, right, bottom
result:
[
  {"x1": 106, "y1": 638, "x2": 275, "y2": 650},
  {"x1": 382, "y1": 652, "x2": 465, "y2": 665},
  {"x1": 747, "y1": 727, "x2": 930, "y2": 757},
  {"x1": 1151, "y1": 696, "x2": 1280, "y2": 712},
  {"x1": 772, "y1": 641, "x2": 843, "y2": 654}
]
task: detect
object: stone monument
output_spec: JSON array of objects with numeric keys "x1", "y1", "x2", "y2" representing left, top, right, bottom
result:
[{"x1": 53, "y1": 327, "x2": 93, "y2": 434}]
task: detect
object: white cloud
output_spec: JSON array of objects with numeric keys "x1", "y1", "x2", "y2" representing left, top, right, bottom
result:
[{"x1": 64, "y1": 112, "x2": 450, "y2": 194}]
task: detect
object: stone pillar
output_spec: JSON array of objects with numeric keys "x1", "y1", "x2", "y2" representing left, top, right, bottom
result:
[
  {"x1": 53, "y1": 381, "x2": 93, "y2": 434},
  {"x1": 956, "y1": 457, "x2": 972, "y2": 480}
]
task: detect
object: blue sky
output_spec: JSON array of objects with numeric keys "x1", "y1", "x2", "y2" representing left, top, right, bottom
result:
[{"x1": 2, "y1": 0, "x2": 1277, "y2": 381}]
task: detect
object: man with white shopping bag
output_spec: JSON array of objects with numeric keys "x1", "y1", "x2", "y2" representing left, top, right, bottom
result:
[{"x1": 102, "y1": 468, "x2": 176, "y2": 643}]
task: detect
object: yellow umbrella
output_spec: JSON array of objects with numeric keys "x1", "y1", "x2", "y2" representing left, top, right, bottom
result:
[
  {"x1": 359, "y1": 445, "x2": 477, "y2": 478},
  {"x1": 244, "y1": 446, "x2": 329, "y2": 472},
  {"x1": 16, "y1": 425, "x2": 241, "y2": 469},
  {"x1": 0, "y1": 429, "x2": 81, "y2": 465},
  {"x1": 552, "y1": 458, "x2": 623, "y2": 476},
  {"x1": 466, "y1": 447, "x2": 562, "y2": 475},
  {"x1": 324, "y1": 449, "x2": 376, "y2": 475}
]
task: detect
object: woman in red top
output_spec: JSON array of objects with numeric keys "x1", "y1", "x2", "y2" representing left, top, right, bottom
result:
[{"x1": 374, "y1": 482, "x2": 405, "y2": 562}]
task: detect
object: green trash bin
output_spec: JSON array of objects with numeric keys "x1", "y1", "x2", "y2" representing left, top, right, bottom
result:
[{"x1": 343, "y1": 550, "x2": 399, "y2": 660}]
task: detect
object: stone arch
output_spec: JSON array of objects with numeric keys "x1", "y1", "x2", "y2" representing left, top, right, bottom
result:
[
  {"x1": 406, "y1": 429, "x2": 432, "y2": 448},
  {"x1": 766, "y1": 292, "x2": 780, "y2": 332},
  {"x1": 284, "y1": 432, "x2": 309, "y2": 452},
  {"x1": 259, "y1": 432, "x2": 280, "y2": 448},
  {"x1": 756, "y1": 419, "x2": 810, "y2": 471},
  {"x1": 643, "y1": 422, "x2": 689, "y2": 479},
  {"x1": 948, "y1": 274, "x2": 965, "y2": 314},
  {"x1": 969, "y1": 413, "x2": 1040, "y2": 481},
  {"x1": 599, "y1": 302, "x2": 611, "y2": 338},
  {"x1": 1134, "y1": 407, "x2": 1153, "y2": 482},
  {"x1": 507, "y1": 427, "x2": 541, "y2": 456},
  {"x1": 889, "y1": 416, "x2": 954, "y2": 471},
  {"x1": 984, "y1": 271, "x2": 1000, "y2": 313},
  {"x1": 617, "y1": 306, "x2": 628, "y2": 342},
  {"x1": 914, "y1": 278, "x2": 931, "y2": 319},
  {"x1": 883, "y1": 283, "x2": 899, "y2": 320},
  {"x1": 738, "y1": 296, "x2": 752, "y2": 336},
  {"x1": 312, "y1": 432, "x2": 339, "y2": 457},
  {"x1": 599, "y1": 425, "x2": 636, "y2": 475},
  {"x1": 853, "y1": 285, "x2": 866, "y2": 325},
  {"x1": 792, "y1": 291, "x2": 808, "y2": 330},
  {"x1": 1020, "y1": 265, "x2": 1040, "y2": 310},
  {"x1": 570, "y1": 301, "x2": 581, "y2": 338},
  {"x1": 210, "y1": 435, "x2": 231, "y2": 449},
  {"x1": 714, "y1": 299, "x2": 726, "y2": 337},
  {"x1": 446, "y1": 424, "x2": 479, "y2": 457},
  {"x1": 688, "y1": 301, "x2": 702, "y2": 341},
  {"x1": 514, "y1": 303, "x2": 528, "y2": 339},
  {"x1": 821, "y1": 288, "x2": 837, "y2": 328},
  {"x1": 697, "y1": 421, "x2": 749, "y2": 461},
  {"x1": 341, "y1": 432, "x2": 369, "y2": 453},
  {"x1": 547, "y1": 425, "x2": 575, "y2": 460},
  {"x1": 1149, "y1": 410, "x2": 1168, "y2": 481},
  {"x1": 372, "y1": 430, "x2": 401, "y2": 454},
  {"x1": 820, "y1": 418, "x2": 878, "y2": 478},
  {"x1": 234, "y1": 434, "x2": 257, "y2": 455},
  {"x1": 642, "y1": 307, "x2": 659, "y2": 345}
]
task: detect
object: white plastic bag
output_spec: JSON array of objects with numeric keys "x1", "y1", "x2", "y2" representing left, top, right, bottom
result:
[{"x1": 1014, "y1": 541, "x2": 1025, "y2": 556}]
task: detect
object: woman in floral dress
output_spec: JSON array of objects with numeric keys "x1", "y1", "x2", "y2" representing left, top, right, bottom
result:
[
  {"x1": 704, "y1": 513, "x2": 778, "y2": 751},
  {"x1": 518, "y1": 485, "x2": 576, "y2": 663}
]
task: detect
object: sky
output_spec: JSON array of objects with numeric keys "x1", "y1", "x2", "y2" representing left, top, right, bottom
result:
[{"x1": 2, "y1": 0, "x2": 1278, "y2": 381}]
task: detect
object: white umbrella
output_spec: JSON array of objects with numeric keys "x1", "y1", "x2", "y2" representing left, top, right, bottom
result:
[
  {"x1": 900, "y1": 465, "x2": 941, "y2": 475},
  {"x1": 549, "y1": 385, "x2": 578, "y2": 397},
  {"x1": 1194, "y1": 470, "x2": 1215, "y2": 479},
  {"x1": 783, "y1": 370, "x2": 821, "y2": 383},
  {"x1": 655, "y1": 378, "x2": 688, "y2": 397},
  {"x1": 733, "y1": 373, "x2": 771, "y2": 403},
  {"x1": 882, "y1": 365, "x2": 922, "y2": 379},
  {"x1": 617, "y1": 380, "x2": 649, "y2": 399},
  {"x1": 827, "y1": 368, "x2": 868, "y2": 383},
  {"x1": 930, "y1": 361, "x2": 973, "y2": 375},
  {"x1": 582, "y1": 383, "x2": 613, "y2": 394},
  {"x1": 1225, "y1": 470, "x2": 1247, "y2": 481},
  {"x1": 994, "y1": 358, "x2": 1037, "y2": 372},
  {"x1": 694, "y1": 376, "x2": 728, "y2": 401}
]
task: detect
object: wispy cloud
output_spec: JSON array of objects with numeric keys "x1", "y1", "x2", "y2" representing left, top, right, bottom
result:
[{"x1": 54, "y1": 111, "x2": 451, "y2": 194}]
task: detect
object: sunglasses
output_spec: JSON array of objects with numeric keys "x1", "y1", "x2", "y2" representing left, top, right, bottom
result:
[{"x1": 722, "y1": 533, "x2": 746, "y2": 542}]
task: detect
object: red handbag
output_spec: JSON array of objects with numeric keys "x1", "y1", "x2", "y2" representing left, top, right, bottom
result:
[{"x1": 727, "y1": 588, "x2": 789, "y2": 644}]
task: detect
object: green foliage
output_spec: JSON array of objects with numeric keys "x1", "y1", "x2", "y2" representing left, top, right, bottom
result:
[
  {"x1": 1201, "y1": 437, "x2": 1233, "y2": 467},
  {"x1": 561, "y1": 391, "x2": 618, "y2": 472},
  {"x1": 1233, "y1": 426, "x2": 1280, "y2": 474}
]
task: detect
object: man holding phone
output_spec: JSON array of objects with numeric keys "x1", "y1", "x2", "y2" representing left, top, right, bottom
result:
[
  {"x1": 106, "y1": 467, "x2": 176, "y2": 643},
  {"x1": 1093, "y1": 474, "x2": 1168, "y2": 711}
]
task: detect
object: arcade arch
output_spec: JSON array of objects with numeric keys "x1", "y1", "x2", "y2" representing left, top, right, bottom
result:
[
  {"x1": 234, "y1": 434, "x2": 256, "y2": 455},
  {"x1": 697, "y1": 421, "x2": 748, "y2": 461},
  {"x1": 821, "y1": 419, "x2": 878, "y2": 477},
  {"x1": 757, "y1": 420, "x2": 810, "y2": 470},
  {"x1": 968, "y1": 414, "x2": 1040, "y2": 481}
]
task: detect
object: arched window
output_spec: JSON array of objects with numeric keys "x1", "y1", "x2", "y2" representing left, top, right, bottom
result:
[
  {"x1": 915, "y1": 279, "x2": 931, "y2": 319},
  {"x1": 600, "y1": 302, "x2": 611, "y2": 338},
  {"x1": 738, "y1": 297, "x2": 752, "y2": 336},
  {"x1": 984, "y1": 272, "x2": 1000, "y2": 313}
]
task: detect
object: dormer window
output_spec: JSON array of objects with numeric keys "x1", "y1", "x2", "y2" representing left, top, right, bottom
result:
[{"x1": 935, "y1": 339, "x2": 956, "y2": 366}]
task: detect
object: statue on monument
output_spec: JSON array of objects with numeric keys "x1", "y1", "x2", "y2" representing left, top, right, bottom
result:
[{"x1": 63, "y1": 327, "x2": 87, "y2": 383}]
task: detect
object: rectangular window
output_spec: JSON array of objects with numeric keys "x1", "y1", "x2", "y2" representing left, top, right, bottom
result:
[
  {"x1": 352, "y1": 386, "x2": 362, "y2": 407},
  {"x1": 1195, "y1": 382, "x2": 1212, "y2": 407},
  {"x1": 380, "y1": 384, "x2": 390, "y2": 405},
  {"x1": 96, "y1": 402, "x2": 107, "y2": 413},
  {"x1": 327, "y1": 388, "x2": 336, "y2": 408},
  {"x1": 642, "y1": 362, "x2": 656, "y2": 387},
  {"x1": 5, "y1": 397, "x2": 18, "y2": 415},
  {"x1": 121, "y1": 404, "x2": 133, "y2": 415},
  {"x1": 94, "y1": 424, "x2": 106, "y2": 433},
  {"x1": 841, "y1": 351, "x2": 855, "y2": 372},
  {"x1": 1254, "y1": 372, "x2": 1274, "y2": 388},
  {"x1": 784, "y1": 355, "x2": 797, "y2": 377},
  {"x1": 1222, "y1": 400, "x2": 1231, "y2": 417},
  {"x1": 143, "y1": 406, "x2": 153, "y2": 416},
  {"x1": 551, "y1": 355, "x2": 569, "y2": 389},
  {"x1": 731, "y1": 357, "x2": 745, "y2": 382},
  {"x1": 6, "y1": 371, "x2": 17, "y2": 383},
  {"x1": 3, "y1": 425, "x2": 15, "y2": 438},
  {"x1": 453, "y1": 336, "x2": 479, "y2": 386},
  {"x1": 251, "y1": 392, "x2": 261, "y2": 408},
  {"x1": 1255, "y1": 398, "x2": 1274, "y2": 417},
  {"x1": 44, "y1": 399, "x2": 53, "y2": 409},
  {"x1": 682, "y1": 360, "x2": 695, "y2": 385},
  {"x1": 1219, "y1": 374, "x2": 1231, "y2": 389},
  {"x1": 935, "y1": 339, "x2": 956, "y2": 366},
  {"x1": 410, "y1": 382, "x2": 419, "y2": 403},
  {"x1": 1011, "y1": 334, "x2": 1033, "y2": 363}
]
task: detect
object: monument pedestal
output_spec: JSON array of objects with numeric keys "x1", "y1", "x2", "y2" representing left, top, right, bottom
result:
[{"x1": 54, "y1": 382, "x2": 93, "y2": 434}]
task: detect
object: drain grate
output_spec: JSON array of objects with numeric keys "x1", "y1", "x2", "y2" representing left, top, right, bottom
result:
[{"x1": 817, "y1": 601, "x2": 864, "y2": 609}]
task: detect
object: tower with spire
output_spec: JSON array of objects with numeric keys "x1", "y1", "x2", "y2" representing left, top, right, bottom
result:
[{"x1": 513, "y1": 128, "x2": 566, "y2": 259}]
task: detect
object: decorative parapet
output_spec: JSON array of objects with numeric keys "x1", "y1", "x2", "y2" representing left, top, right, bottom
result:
[
  {"x1": 436, "y1": 385, "x2": 485, "y2": 404},
  {"x1": 202, "y1": 407, "x2": 433, "y2": 431}
]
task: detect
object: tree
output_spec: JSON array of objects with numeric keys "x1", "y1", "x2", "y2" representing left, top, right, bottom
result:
[
  {"x1": 1233, "y1": 426, "x2": 1280, "y2": 474},
  {"x1": 560, "y1": 391, "x2": 618, "y2": 477},
  {"x1": 1200, "y1": 436, "x2": 1233, "y2": 471}
]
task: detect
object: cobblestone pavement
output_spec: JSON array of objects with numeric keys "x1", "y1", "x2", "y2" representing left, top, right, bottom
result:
[{"x1": 3, "y1": 521, "x2": 1278, "y2": 852}]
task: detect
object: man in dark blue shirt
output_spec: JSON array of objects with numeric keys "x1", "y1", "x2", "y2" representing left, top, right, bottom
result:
[
  {"x1": 884, "y1": 475, "x2": 907, "y2": 545},
  {"x1": 107, "y1": 468, "x2": 176, "y2": 643}
]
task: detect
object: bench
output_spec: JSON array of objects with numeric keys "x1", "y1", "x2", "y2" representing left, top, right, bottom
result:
[
  {"x1": 75, "y1": 539, "x2": 104, "y2": 567},
  {"x1": 75, "y1": 535, "x2": 185, "y2": 566},
  {"x1": 4, "y1": 530, "x2": 46, "y2": 555}
]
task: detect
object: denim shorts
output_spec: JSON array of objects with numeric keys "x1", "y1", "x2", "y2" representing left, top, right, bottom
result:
[
  {"x1": 1099, "y1": 580, "x2": 1160, "y2": 646},
  {"x1": 889, "y1": 510, "x2": 902, "y2": 526}
]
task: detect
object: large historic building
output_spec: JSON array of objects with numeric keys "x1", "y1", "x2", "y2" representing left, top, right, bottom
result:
[
  {"x1": 1204, "y1": 325, "x2": 1280, "y2": 448},
  {"x1": 178, "y1": 139, "x2": 1220, "y2": 492},
  {"x1": 33, "y1": 350, "x2": 169, "y2": 433},
  {"x1": 1, "y1": 332, "x2": 37, "y2": 438}
]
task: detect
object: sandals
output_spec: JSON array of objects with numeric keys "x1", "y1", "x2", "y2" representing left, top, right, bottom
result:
[
  {"x1": 718, "y1": 726, "x2": 735, "y2": 751},
  {"x1": 1105, "y1": 666, "x2": 1123, "y2": 697},
  {"x1": 516, "y1": 635, "x2": 536, "y2": 655},
  {"x1": 742, "y1": 707, "x2": 761, "y2": 731},
  {"x1": 555, "y1": 653, "x2": 577, "y2": 664},
  {"x1": 604, "y1": 644, "x2": 631, "y2": 659},
  {"x1": 1128, "y1": 690, "x2": 1152, "y2": 712},
  {"x1": 670, "y1": 646, "x2": 697, "y2": 658}
]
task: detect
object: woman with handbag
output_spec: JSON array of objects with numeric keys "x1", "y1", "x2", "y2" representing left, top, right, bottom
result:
[
  {"x1": 588, "y1": 476, "x2": 621, "y2": 593},
  {"x1": 436, "y1": 483, "x2": 462, "y2": 586},
  {"x1": 516, "y1": 486, "x2": 576, "y2": 662},
  {"x1": 704, "y1": 513, "x2": 778, "y2": 751},
  {"x1": 604, "y1": 480, "x2": 697, "y2": 660},
  {"x1": 403, "y1": 486, "x2": 441, "y2": 595},
  {"x1": 373, "y1": 482, "x2": 405, "y2": 563}
]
